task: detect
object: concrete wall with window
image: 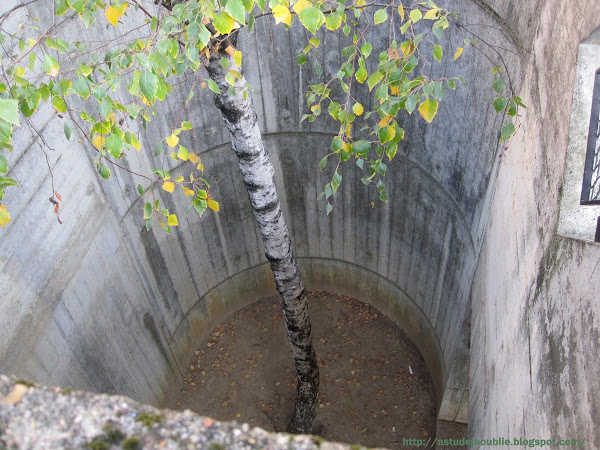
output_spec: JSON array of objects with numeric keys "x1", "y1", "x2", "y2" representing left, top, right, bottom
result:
[{"x1": 469, "y1": 1, "x2": 600, "y2": 446}]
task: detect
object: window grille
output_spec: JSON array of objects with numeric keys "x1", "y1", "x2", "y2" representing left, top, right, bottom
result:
[{"x1": 581, "y1": 70, "x2": 600, "y2": 205}]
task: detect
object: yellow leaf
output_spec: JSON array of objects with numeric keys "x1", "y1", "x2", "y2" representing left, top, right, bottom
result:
[
  {"x1": 166, "y1": 134, "x2": 179, "y2": 148},
  {"x1": 162, "y1": 181, "x2": 175, "y2": 193},
  {"x1": 105, "y1": 3, "x2": 128, "y2": 27},
  {"x1": 292, "y1": 0, "x2": 311, "y2": 15},
  {"x1": 197, "y1": 160, "x2": 204, "y2": 173},
  {"x1": 0, "y1": 384, "x2": 26, "y2": 404},
  {"x1": 454, "y1": 47, "x2": 463, "y2": 61},
  {"x1": 423, "y1": 8, "x2": 439, "y2": 20},
  {"x1": 345, "y1": 122, "x2": 352, "y2": 137},
  {"x1": 49, "y1": 66, "x2": 59, "y2": 77},
  {"x1": 272, "y1": 5, "x2": 291, "y2": 25},
  {"x1": 0, "y1": 204, "x2": 11, "y2": 229},
  {"x1": 418, "y1": 98, "x2": 439, "y2": 123},
  {"x1": 390, "y1": 85, "x2": 400, "y2": 95},
  {"x1": 188, "y1": 153, "x2": 200, "y2": 164},
  {"x1": 92, "y1": 135, "x2": 106, "y2": 149},
  {"x1": 353, "y1": 102, "x2": 364, "y2": 116},
  {"x1": 109, "y1": 113, "x2": 116, "y2": 125},
  {"x1": 207, "y1": 198, "x2": 220, "y2": 212},
  {"x1": 182, "y1": 186, "x2": 195, "y2": 197},
  {"x1": 397, "y1": 3, "x2": 404, "y2": 21},
  {"x1": 167, "y1": 214, "x2": 178, "y2": 226},
  {"x1": 234, "y1": 50, "x2": 242, "y2": 67},
  {"x1": 225, "y1": 45, "x2": 236, "y2": 56},
  {"x1": 378, "y1": 116, "x2": 392, "y2": 128}
]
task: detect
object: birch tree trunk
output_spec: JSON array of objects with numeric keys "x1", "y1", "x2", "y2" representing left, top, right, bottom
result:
[{"x1": 205, "y1": 47, "x2": 319, "y2": 434}]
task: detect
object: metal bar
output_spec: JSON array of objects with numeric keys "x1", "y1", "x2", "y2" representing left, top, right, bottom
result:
[{"x1": 581, "y1": 70, "x2": 600, "y2": 205}]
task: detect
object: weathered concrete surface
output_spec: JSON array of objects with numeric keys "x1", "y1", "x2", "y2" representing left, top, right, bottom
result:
[
  {"x1": 0, "y1": 375, "x2": 358, "y2": 450},
  {"x1": 0, "y1": 0, "x2": 599, "y2": 446},
  {"x1": 1, "y1": 0, "x2": 500, "y2": 414},
  {"x1": 469, "y1": 0, "x2": 600, "y2": 447}
]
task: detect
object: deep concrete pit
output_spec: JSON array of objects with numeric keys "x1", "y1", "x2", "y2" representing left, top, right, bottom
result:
[{"x1": 1, "y1": 0, "x2": 600, "y2": 448}]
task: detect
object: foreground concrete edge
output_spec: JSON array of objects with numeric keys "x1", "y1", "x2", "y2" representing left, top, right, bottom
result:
[{"x1": 0, "y1": 375, "x2": 365, "y2": 450}]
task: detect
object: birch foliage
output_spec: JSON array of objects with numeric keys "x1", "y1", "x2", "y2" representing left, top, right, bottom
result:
[{"x1": 0, "y1": 0, "x2": 523, "y2": 227}]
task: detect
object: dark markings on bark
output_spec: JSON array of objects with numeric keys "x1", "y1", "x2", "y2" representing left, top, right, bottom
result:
[
  {"x1": 205, "y1": 47, "x2": 319, "y2": 435},
  {"x1": 255, "y1": 199, "x2": 279, "y2": 214}
]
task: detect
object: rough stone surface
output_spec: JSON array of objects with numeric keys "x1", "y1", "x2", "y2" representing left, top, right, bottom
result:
[{"x1": 0, "y1": 375, "x2": 357, "y2": 450}]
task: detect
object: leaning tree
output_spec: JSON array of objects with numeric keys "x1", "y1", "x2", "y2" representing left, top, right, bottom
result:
[{"x1": 0, "y1": 0, "x2": 522, "y2": 433}]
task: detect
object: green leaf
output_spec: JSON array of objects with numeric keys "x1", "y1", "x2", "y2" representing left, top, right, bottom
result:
[
  {"x1": 418, "y1": 98, "x2": 439, "y2": 123},
  {"x1": 138, "y1": 184, "x2": 144, "y2": 195},
  {"x1": 367, "y1": 70, "x2": 384, "y2": 91},
  {"x1": 247, "y1": 12, "x2": 256, "y2": 31},
  {"x1": 361, "y1": 42, "x2": 372, "y2": 58},
  {"x1": 42, "y1": 54, "x2": 59, "y2": 75},
  {"x1": 386, "y1": 142, "x2": 398, "y2": 160},
  {"x1": 105, "y1": 134, "x2": 123, "y2": 159},
  {"x1": 68, "y1": 0, "x2": 85, "y2": 14},
  {"x1": 374, "y1": 9, "x2": 388, "y2": 25},
  {"x1": 213, "y1": 11, "x2": 236, "y2": 34},
  {"x1": 493, "y1": 96, "x2": 507, "y2": 113},
  {"x1": 99, "y1": 165, "x2": 111, "y2": 179},
  {"x1": 51, "y1": 96, "x2": 67, "y2": 113},
  {"x1": 64, "y1": 123, "x2": 71, "y2": 141},
  {"x1": 225, "y1": 0, "x2": 246, "y2": 24},
  {"x1": 409, "y1": 9, "x2": 422, "y2": 22},
  {"x1": 325, "y1": 12, "x2": 342, "y2": 30},
  {"x1": 320, "y1": 155, "x2": 328, "y2": 170},
  {"x1": 433, "y1": 44, "x2": 443, "y2": 62},
  {"x1": 331, "y1": 170, "x2": 342, "y2": 195},
  {"x1": 177, "y1": 145, "x2": 189, "y2": 160},
  {"x1": 499, "y1": 122, "x2": 515, "y2": 142},
  {"x1": 140, "y1": 70, "x2": 158, "y2": 101},
  {"x1": 0, "y1": 176, "x2": 17, "y2": 188},
  {"x1": 55, "y1": 0, "x2": 69, "y2": 15},
  {"x1": 241, "y1": 0, "x2": 254, "y2": 12},
  {"x1": 331, "y1": 136, "x2": 344, "y2": 152},
  {"x1": 326, "y1": 203, "x2": 333, "y2": 215},
  {"x1": 299, "y1": 7, "x2": 326, "y2": 34},
  {"x1": 144, "y1": 202, "x2": 152, "y2": 219},
  {"x1": 355, "y1": 66, "x2": 368, "y2": 84},
  {"x1": 0, "y1": 99, "x2": 20, "y2": 125},
  {"x1": 0, "y1": 155, "x2": 7, "y2": 173},
  {"x1": 492, "y1": 76, "x2": 505, "y2": 93},
  {"x1": 352, "y1": 140, "x2": 371, "y2": 155},
  {"x1": 207, "y1": 79, "x2": 220, "y2": 94},
  {"x1": 100, "y1": 96, "x2": 113, "y2": 119},
  {"x1": 298, "y1": 53, "x2": 307, "y2": 65},
  {"x1": 378, "y1": 125, "x2": 396, "y2": 144},
  {"x1": 73, "y1": 78, "x2": 91, "y2": 99}
]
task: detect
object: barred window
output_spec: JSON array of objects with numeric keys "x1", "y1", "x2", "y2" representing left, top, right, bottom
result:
[{"x1": 581, "y1": 70, "x2": 600, "y2": 205}]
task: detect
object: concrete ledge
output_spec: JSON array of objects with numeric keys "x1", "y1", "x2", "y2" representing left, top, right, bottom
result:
[{"x1": 0, "y1": 375, "x2": 364, "y2": 450}]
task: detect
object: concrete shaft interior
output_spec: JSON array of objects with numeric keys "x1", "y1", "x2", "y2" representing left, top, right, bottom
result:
[{"x1": 1, "y1": 0, "x2": 599, "y2": 445}]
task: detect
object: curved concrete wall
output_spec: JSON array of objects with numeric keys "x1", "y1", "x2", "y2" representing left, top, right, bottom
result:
[
  {"x1": 3, "y1": 2, "x2": 598, "y2": 444},
  {"x1": 0, "y1": 0, "x2": 503, "y2": 407}
]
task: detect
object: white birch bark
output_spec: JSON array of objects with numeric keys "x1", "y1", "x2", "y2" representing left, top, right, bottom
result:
[{"x1": 205, "y1": 48, "x2": 319, "y2": 434}]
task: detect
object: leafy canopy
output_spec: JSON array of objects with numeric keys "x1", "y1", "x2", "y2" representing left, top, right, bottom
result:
[{"x1": 0, "y1": 0, "x2": 523, "y2": 228}]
